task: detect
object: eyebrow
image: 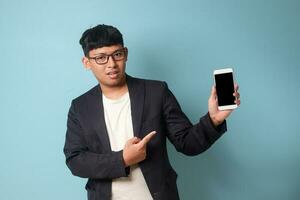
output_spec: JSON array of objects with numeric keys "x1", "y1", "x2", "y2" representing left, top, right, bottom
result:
[
  {"x1": 93, "y1": 49, "x2": 123, "y2": 56},
  {"x1": 93, "y1": 53, "x2": 106, "y2": 56}
]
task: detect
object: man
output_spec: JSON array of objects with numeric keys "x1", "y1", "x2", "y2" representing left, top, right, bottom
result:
[{"x1": 64, "y1": 24, "x2": 240, "y2": 200}]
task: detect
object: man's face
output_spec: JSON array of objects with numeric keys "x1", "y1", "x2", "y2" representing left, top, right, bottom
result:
[{"x1": 82, "y1": 44, "x2": 128, "y2": 88}]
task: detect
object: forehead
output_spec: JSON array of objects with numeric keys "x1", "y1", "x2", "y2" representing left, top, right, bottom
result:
[{"x1": 89, "y1": 44, "x2": 123, "y2": 56}]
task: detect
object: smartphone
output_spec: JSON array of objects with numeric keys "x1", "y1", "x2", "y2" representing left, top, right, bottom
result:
[{"x1": 213, "y1": 68, "x2": 237, "y2": 110}]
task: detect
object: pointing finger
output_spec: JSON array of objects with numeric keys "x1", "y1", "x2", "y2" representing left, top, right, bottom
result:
[{"x1": 140, "y1": 131, "x2": 156, "y2": 146}]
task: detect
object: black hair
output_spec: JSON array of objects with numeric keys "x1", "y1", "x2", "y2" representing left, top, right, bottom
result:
[{"x1": 79, "y1": 24, "x2": 124, "y2": 56}]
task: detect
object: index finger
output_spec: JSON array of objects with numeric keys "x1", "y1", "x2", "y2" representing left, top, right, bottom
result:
[
  {"x1": 234, "y1": 83, "x2": 239, "y2": 91},
  {"x1": 140, "y1": 131, "x2": 156, "y2": 146}
]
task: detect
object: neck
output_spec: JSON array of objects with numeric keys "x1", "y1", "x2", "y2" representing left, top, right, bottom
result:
[{"x1": 100, "y1": 82, "x2": 128, "y2": 100}]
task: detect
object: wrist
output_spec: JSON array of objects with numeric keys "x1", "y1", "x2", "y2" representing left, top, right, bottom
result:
[
  {"x1": 209, "y1": 113, "x2": 223, "y2": 127},
  {"x1": 122, "y1": 151, "x2": 130, "y2": 167}
]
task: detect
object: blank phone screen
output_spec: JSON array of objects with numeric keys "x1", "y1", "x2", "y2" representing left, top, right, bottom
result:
[{"x1": 215, "y1": 72, "x2": 235, "y2": 106}]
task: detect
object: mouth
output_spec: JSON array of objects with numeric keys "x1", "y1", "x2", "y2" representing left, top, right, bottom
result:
[{"x1": 106, "y1": 71, "x2": 119, "y2": 79}]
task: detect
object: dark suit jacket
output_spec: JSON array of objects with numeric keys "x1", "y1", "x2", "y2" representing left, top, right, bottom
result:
[{"x1": 64, "y1": 75, "x2": 226, "y2": 200}]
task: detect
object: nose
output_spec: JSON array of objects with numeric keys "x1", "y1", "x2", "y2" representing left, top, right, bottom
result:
[{"x1": 106, "y1": 55, "x2": 117, "y2": 68}]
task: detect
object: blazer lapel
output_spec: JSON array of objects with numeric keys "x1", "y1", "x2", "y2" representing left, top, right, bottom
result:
[
  {"x1": 127, "y1": 75, "x2": 145, "y2": 138},
  {"x1": 89, "y1": 85, "x2": 112, "y2": 152}
]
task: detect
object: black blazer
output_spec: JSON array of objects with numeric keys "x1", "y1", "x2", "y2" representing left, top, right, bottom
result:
[{"x1": 64, "y1": 75, "x2": 226, "y2": 200}]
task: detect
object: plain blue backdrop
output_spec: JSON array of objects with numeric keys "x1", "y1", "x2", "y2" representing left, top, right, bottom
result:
[{"x1": 1, "y1": 0, "x2": 299, "y2": 199}]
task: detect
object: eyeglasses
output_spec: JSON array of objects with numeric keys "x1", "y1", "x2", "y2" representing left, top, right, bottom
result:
[{"x1": 88, "y1": 48, "x2": 127, "y2": 65}]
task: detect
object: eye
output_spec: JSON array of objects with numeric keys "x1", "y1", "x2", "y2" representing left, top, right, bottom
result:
[
  {"x1": 95, "y1": 55, "x2": 107, "y2": 62},
  {"x1": 113, "y1": 51, "x2": 123, "y2": 58}
]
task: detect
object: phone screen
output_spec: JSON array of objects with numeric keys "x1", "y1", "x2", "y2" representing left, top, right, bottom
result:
[{"x1": 215, "y1": 72, "x2": 235, "y2": 106}]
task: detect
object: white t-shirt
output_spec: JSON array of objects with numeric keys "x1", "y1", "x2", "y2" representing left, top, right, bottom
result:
[{"x1": 102, "y1": 92, "x2": 153, "y2": 200}]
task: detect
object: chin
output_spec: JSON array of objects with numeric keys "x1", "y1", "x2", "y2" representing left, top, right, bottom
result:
[{"x1": 103, "y1": 79, "x2": 125, "y2": 88}]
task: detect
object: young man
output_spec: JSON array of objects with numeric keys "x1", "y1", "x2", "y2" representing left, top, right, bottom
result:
[{"x1": 64, "y1": 24, "x2": 240, "y2": 200}]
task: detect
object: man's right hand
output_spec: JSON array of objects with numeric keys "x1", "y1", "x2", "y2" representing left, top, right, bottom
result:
[{"x1": 122, "y1": 131, "x2": 156, "y2": 167}]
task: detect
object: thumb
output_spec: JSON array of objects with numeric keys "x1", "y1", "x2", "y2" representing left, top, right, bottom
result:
[
  {"x1": 210, "y1": 85, "x2": 217, "y2": 101},
  {"x1": 127, "y1": 137, "x2": 141, "y2": 145}
]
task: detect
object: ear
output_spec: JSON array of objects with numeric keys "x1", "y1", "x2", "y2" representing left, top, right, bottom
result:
[
  {"x1": 82, "y1": 56, "x2": 91, "y2": 70},
  {"x1": 124, "y1": 47, "x2": 128, "y2": 61}
]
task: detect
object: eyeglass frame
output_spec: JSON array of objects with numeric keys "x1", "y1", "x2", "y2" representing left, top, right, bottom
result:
[{"x1": 87, "y1": 47, "x2": 127, "y2": 65}]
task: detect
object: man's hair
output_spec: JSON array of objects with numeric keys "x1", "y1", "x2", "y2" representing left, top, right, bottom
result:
[{"x1": 79, "y1": 24, "x2": 124, "y2": 56}]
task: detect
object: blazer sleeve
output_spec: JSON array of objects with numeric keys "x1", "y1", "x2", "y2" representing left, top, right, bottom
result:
[
  {"x1": 162, "y1": 82, "x2": 227, "y2": 156},
  {"x1": 63, "y1": 101, "x2": 129, "y2": 179}
]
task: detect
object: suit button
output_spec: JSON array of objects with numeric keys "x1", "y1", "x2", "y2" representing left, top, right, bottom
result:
[{"x1": 153, "y1": 192, "x2": 159, "y2": 199}]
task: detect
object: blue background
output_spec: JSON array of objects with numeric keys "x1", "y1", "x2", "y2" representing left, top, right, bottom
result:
[{"x1": 1, "y1": 0, "x2": 299, "y2": 199}]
